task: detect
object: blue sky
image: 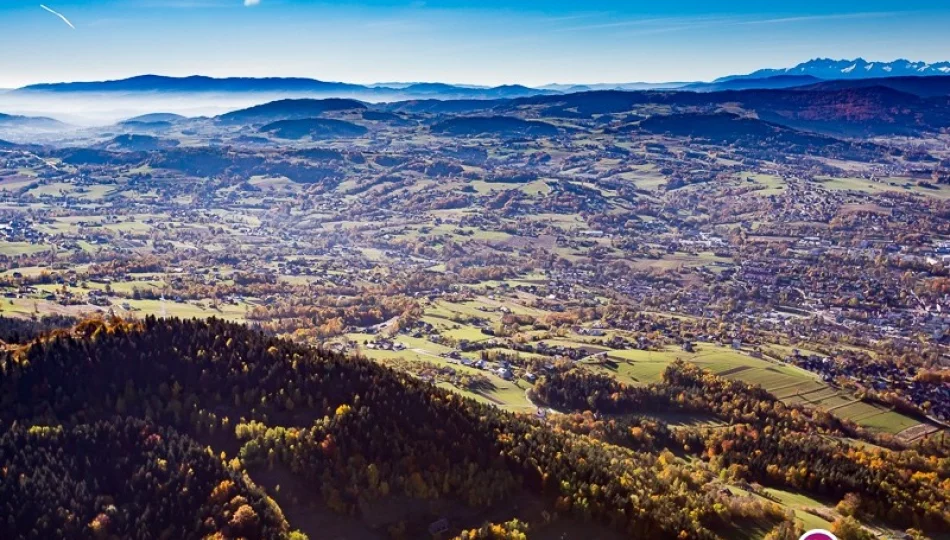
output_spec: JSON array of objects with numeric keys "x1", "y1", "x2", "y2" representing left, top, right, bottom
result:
[{"x1": 1, "y1": 0, "x2": 949, "y2": 87}]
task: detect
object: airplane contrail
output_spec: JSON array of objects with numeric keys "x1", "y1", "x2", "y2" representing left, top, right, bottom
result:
[{"x1": 40, "y1": 4, "x2": 76, "y2": 29}]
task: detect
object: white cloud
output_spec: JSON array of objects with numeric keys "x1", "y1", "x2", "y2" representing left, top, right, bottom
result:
[{"x1": 244, "y1": 0, "x2": 259, "y2": 6}]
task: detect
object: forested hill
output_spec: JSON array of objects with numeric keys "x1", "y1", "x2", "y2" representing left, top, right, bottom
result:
[
  {"x1": 0, "y1": 419, "x2": 292, "y2": 539},
  {"x1": 0, "y1": 317, "x2": 715, "y2": 539},
  {"x1": 0, "y1": 317, "x2": 948, "y2": 539}
]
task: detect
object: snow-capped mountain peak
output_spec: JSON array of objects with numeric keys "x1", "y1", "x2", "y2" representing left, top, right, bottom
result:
[{"x1": 716, "y1": 58, "x2": 950, "y2": 82}]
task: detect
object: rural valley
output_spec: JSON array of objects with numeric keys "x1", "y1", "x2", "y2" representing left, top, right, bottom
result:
[{"x1": 1, "y1": 59, "x2": 950, "y2": 540}]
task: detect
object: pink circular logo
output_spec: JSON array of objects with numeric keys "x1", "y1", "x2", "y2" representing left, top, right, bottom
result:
[{"x1": 800, "y1": 531, "x2": 837, "y2": 540}]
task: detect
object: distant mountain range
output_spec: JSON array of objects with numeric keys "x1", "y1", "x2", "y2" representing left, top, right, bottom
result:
[
  {"x1": 539, "y1": 82, "x2": 688, "y2": 92},
  {"x1": 211, "y1": 76, "x2": 950, "y2": 140},
  {"x1": 505, "y1": 84, "x2": 950, "y2": 137},
  {"x1": 682, "y1": 75, "x2": 823, "y2": 92},
  {"x1": 6, "y1": 59, "x2": 950, "y2": 128},
  {"x1": 17, "y1": 75, "x2": 559, "y2": 101},
  {"x1": 13, "y1": 59, "x2": 950, "y2": 103},
  {"x1": 719, "y1": 58, "x2": 950, "y2": 82},
  {"x1": 537, "y1": 59, "x2": 950, "y2": 92}
]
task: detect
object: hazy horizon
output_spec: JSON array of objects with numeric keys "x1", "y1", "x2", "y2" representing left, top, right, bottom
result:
[
  {"x1": 1, "y1": 56, "x2": 948, "y2": 127},
  {"x1": 0, "y1": 57, "x2": 924, "y2": 89},
  {"x1": 0, "y1": 89, "x2": 460, "y2": 127}
]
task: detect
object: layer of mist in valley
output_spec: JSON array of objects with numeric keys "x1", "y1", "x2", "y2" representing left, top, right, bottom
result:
[{"x1": 0, "y1": 90, "x2": 410, "y2": 127}]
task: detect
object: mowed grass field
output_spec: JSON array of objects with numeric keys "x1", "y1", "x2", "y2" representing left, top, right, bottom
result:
[
  {"x1": 348, "y1": 332, "x2": 535, "y2": 413},
  {"x1": 814, "y1": 175, "x2": 950, "y2": 200},
  {"x1": 117, "y1": 298, "x2": 250, "y2": 321},
  {"x1": 590, "y1": 343, "x2": 921, "y2": 434},
  {"x1": 0, "y1": 242, "x2": 51, "y2": 256}
]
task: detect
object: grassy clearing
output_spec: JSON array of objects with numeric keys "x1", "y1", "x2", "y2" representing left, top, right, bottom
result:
[
  {"x1": 103, "y1": 221, "x2": 152, "y2": 233},
  {"x1": 857, "y1": 411, "x2": 922, "y2": 433},
  {"x1": 595, "y1": 343, "x2": 917, "y2": 433},
  {"x1": 442, "y1": 325, "x2": 493, "y2": 342},
  {"x1": 739, "y1": 172, "x2": 787, "y2": 195},
  {"x1": 0, "y1": 242, "x2": 50, "y2": 256},
  {"x1": 249, "y1": 175, "x2": 297, "y2": 191},
  {"x1": 362, "y1": 348, "x2": 534, "y2": 412},
  {"x1": 117, "y1": 298, "x2": 248, "y2": 321},
  {"x1": 814, "y1": 175, "x2": 950, "y2": 199},
  {"x1": 0, "y1": 176, "x2": 37, "y2": 190},
  {"x1": 0, "y1": 266, "x2": 50, "y2": 278},
  {"x1": 26, "y1": 182, "x2": 75, "y2": 197},
  {"x1": 763, "y1": 488, "x2": 835, "y2": 532}
]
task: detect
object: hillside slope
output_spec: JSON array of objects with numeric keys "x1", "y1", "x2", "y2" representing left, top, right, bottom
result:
[
  {"x1": 797, "y1": 76, "x2": 950, "y2": 98},
  {"x1": 218, "y1": 98, "x2": 367, "y2": 124},
  {"x1": 0, "y1": 418, "x2": 291, "y2": 539},
  {"x1": 259, "y1": 118, "x2": 369, "y2": 139},
  {"x1": 634, "y1": 112, "x2": 887, "y2": 160},
  {"x1": 0, "y1": 112, "x2": 66, "y2": 130},
  {"x1": 431, "y1": 116, "x2": 559, "y2": 138},
  {"x1": 1, "y1": 318, "x2": 946, "y2": 539},
  {"x1": 505, "y1": 87, "x2": 950, "y2": 136},
  {"x1": 97, "y1": 134, "x2": 180, "y2": 151}
]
